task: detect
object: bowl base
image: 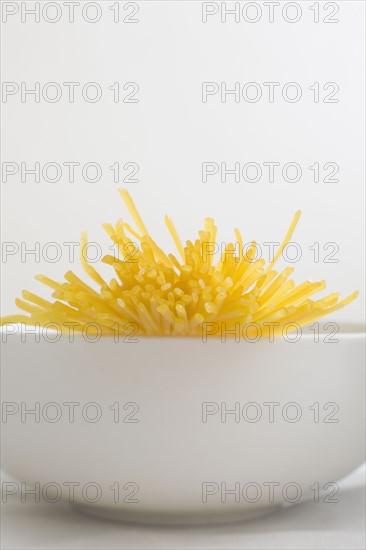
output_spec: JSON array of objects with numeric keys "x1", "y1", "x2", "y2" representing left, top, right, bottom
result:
[{"x1": 72, "y1": 501, "x2": 281, "y2": 526}]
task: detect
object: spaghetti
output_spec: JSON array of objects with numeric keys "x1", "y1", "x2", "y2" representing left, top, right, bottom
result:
[{"x1": 1, "y1": 190, "x2": 358, "y2": 337}]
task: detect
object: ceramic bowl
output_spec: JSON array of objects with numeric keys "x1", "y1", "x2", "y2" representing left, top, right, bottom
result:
[{"x1": 1, "y1": 324, "x2": 365, "y2": 524}]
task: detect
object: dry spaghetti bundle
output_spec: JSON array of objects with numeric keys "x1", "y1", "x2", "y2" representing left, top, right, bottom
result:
[{"x1": 1, "y1": 190, "x2": 358, "y2": 336}]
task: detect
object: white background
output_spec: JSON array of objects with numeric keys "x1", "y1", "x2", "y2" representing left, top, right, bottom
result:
[
  {"x1": 1, "y1": 0, "x2": 365, "y2": 323},
  {"x1": 1, "y1": 1, "x2": 365, "y2": 549}
]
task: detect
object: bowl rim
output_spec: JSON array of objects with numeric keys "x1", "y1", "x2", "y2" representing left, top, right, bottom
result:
[{"x1": 0, "y1": 322, "x2": 365, "y2": 341}]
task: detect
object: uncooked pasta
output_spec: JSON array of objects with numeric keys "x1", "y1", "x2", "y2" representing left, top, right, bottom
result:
[{"x1": 1, "y1": 190, "x2": 358, "y2": 337}]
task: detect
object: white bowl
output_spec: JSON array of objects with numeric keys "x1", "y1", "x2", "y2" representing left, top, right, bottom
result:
[{"x1": 1, "y1": 324, "x2": 365, "y2": 524}]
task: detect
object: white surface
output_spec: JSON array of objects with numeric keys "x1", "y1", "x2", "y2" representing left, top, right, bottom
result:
[{"x1": 1, "y1": 465, "x2": 365, "y2": 550}]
